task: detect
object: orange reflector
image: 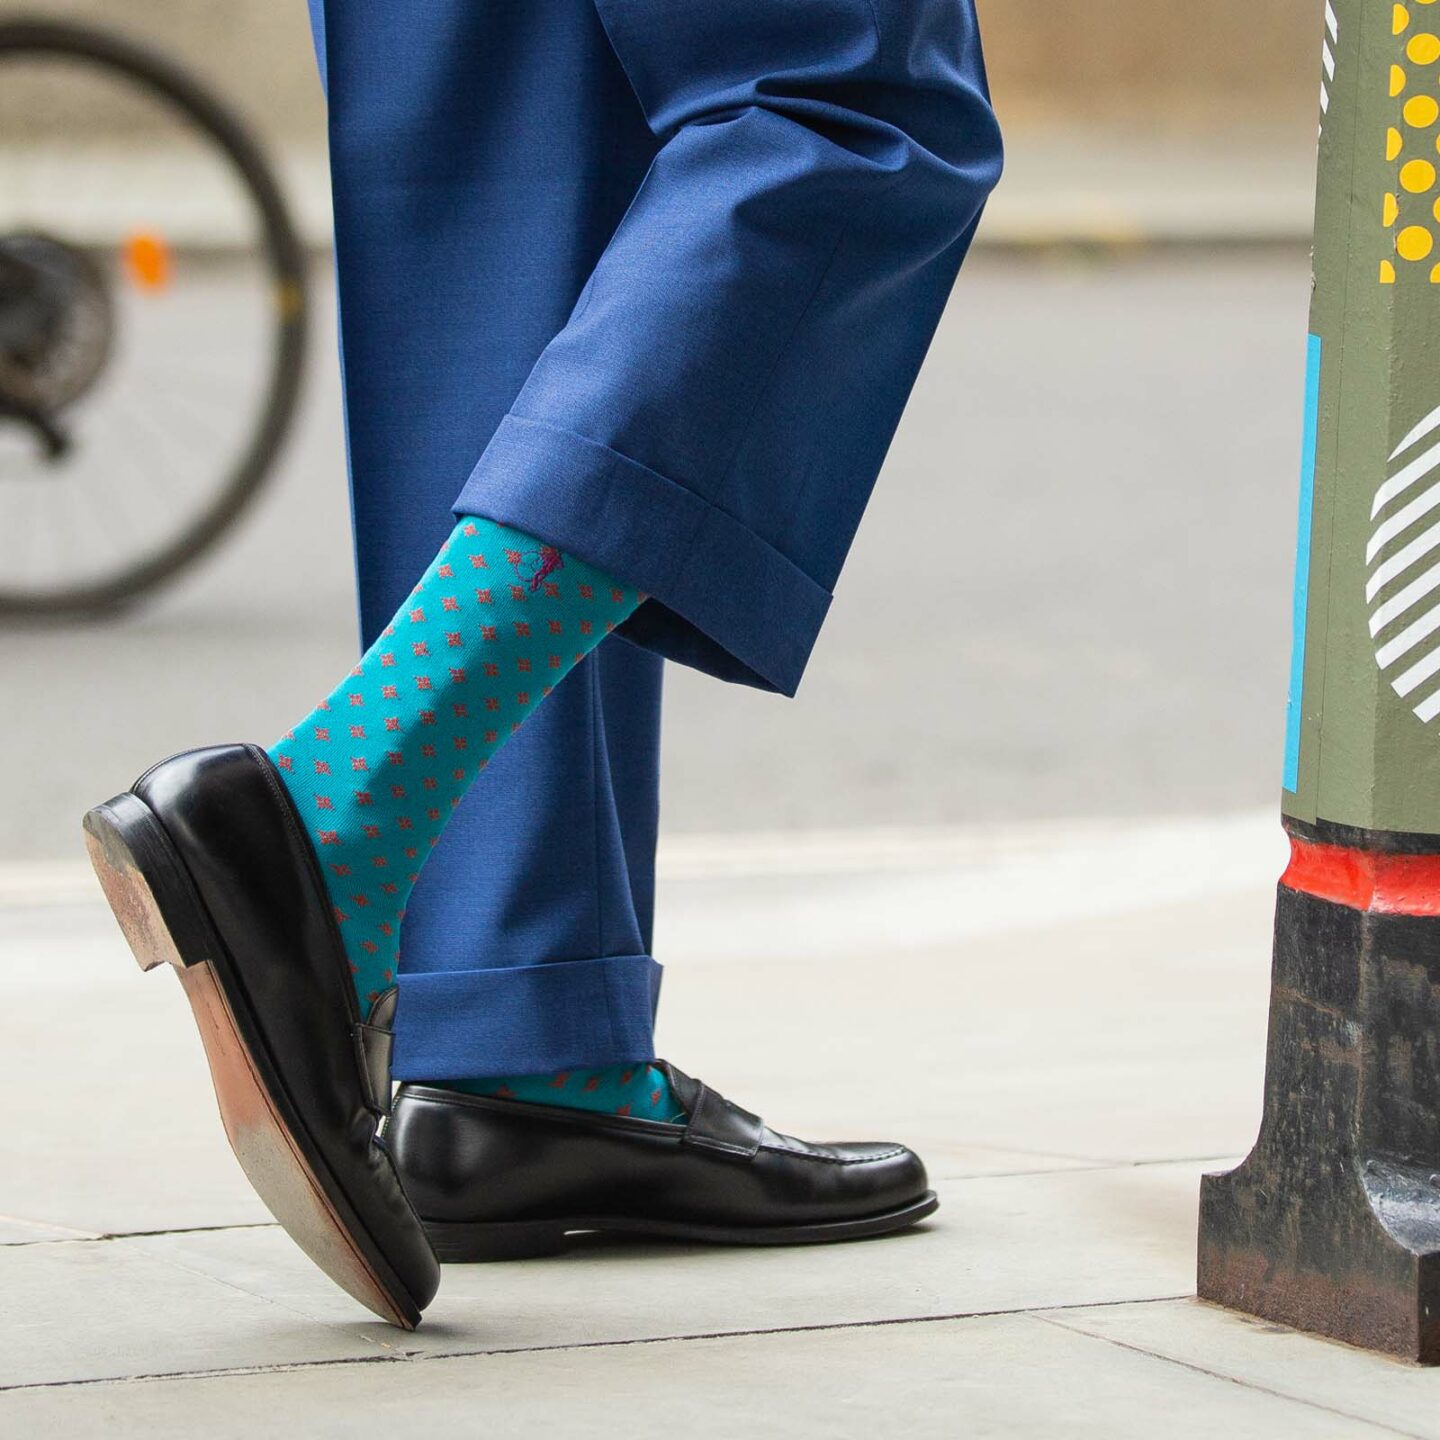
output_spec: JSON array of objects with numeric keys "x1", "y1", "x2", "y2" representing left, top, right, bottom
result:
[{"x1": 123, "y1": 231, "x2": 171, "y2": 291}]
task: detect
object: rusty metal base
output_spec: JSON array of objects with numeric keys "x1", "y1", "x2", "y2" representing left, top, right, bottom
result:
[{"x1": 1199, "y1": 862, "x2": 1440, "y2": 1362}]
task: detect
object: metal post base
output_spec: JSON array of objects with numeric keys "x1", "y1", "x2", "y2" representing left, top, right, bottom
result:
[{"x1": 1199, "y1": 822, "x2": 1440, "y2": 1361}]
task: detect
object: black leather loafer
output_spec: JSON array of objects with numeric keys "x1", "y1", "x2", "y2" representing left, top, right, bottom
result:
[
  {"x1": 83, "y1": 743, "x2": 440, "y2": 1328},
  {"x1": 386, "y1": 1063, "x2": 937, "y2": 1260}
]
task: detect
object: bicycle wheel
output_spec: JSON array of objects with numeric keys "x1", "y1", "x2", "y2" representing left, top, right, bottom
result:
[{"x1": 0, "y1": 19, "x2": 308, "y2": 615}]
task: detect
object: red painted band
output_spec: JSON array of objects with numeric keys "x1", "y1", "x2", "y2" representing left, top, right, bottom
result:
[{"x1": 1281, "y1": 835, "x2": 1440, "y2": 916}]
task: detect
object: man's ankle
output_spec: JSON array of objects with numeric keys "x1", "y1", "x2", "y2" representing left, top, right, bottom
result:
[{"x1": 433, "y1": 1063, "x2": 685, "y2": 1122}]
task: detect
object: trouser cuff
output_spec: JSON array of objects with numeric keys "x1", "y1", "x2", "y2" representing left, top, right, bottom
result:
[{"x1": 391, "y1": 953, "x2": 662, "y2": 1078}]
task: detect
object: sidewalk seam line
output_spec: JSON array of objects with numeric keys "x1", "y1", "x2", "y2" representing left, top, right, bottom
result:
[
  {"x1": 0, "y1": 1292, "x2": 1194, "y2": 1393},
  {"x1": 1035, "y1": 1310, "x2": 1428, "y2": 1440},
  {"x1": 131, "y1": 1244, "x2": 363, "y2": 1335}
]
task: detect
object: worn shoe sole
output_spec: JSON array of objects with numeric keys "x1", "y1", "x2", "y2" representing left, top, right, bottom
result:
[
  {"x1": 423, "y1": 1190, "x2": 940, "y2": 1261},
  {"x1": 83, "y1": 791, "x2": 422, "y2": 1329}
]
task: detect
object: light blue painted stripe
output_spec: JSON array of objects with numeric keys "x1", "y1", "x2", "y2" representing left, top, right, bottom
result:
[{"x1": 1283, "y1": 333, "x2": 1322, "y2": 793}]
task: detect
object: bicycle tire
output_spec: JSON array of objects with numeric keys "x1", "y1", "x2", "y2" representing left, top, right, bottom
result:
[{"x1": 0, "y1": 17, "x2": 309, "y2": 616}]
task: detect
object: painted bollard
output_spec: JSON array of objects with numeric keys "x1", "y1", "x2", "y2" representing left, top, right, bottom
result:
[{"x1": 1197, "y1": 0, "x2": 1440, "y2": 1361}]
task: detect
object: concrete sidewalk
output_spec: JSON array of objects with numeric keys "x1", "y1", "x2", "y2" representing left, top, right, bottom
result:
[{"x1": 3, "y1": 813, "x2": 1439, "y2": 1436}]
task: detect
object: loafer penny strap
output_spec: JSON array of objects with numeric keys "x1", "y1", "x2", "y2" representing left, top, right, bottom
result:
[
  {"x1": 354, "y1": 988, "x2": 398, "y2": 1117},
  {"x1": 665, "y1": 1062, "x2": 763, "y2": 1161}
]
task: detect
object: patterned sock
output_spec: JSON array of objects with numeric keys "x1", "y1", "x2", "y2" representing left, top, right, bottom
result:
[
  {"x1": 447, "y1": 1063, "x2": 686, "y2": 1122},
  {"x1": 268, "y1": 516, "x2": 642, "y2": 1010}
]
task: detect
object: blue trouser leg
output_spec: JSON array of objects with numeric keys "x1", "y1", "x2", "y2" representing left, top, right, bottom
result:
[
  {"x1": 307, "y1": 0, "x2": 1001, "y2": 1070},
  {"x1": 391, "y1": 639, "x2": 664, "y2": 1080},
  {"x1": 306, "y1": 0, "x2": 666, "y2": 1079},
  {"x1": 311, "y1": 0, "x2": 1001, "y2": 699}
]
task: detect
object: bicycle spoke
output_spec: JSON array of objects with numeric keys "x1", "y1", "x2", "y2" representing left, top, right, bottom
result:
[
  {"x1": 120, "y1": 395, "x2": 223, "y2": 503},
  {"x1": 130, "y1": 363, "x2": 263, "y2": 421}
]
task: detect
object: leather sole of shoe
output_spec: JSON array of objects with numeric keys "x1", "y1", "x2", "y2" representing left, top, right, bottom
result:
[
  {"x1": 421, "y1": 1191, "x2": 940, "y2": 1261},
  {"x1": 83, "y1": 791, "x2": 422, "y2": 1330}
]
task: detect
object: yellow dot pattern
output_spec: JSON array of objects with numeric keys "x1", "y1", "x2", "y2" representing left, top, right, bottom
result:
[
  {"x1": 1411, "y1": 32, "x2": 1440, "y2": 63},
  {"x1": 1384, "y1": 9, "x2": 1440, "y2": 283},
  {"x1": 1400, "y1": 224, "x2": 1435, "y2": 259},
  {"x1": 1406, "y1": 94, "x2": 1440, "y2": 125},
  {"x1": 1404, "y1": 158, "x2": 1439, "y2": 190}
]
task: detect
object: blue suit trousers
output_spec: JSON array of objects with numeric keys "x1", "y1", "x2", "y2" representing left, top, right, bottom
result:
[{"x1": 306, "y1": 0, "x2": 1001, "y2": 1078}]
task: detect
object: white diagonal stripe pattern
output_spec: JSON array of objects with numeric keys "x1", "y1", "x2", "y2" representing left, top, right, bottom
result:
[
  {"x1": 1319, "y1": 6, "x2": 1338, "y2": 130},
  {"x1": 1367, "y1": 401, "x2": 1440, "y2": 733},
  {"x1": 1375, "y1": 600, "x2": 1440, "y2": 668},
  {"x1": 1391, "y1": 402, "x2": 1440, "y2": 462},
  {"x1": 1394, "y1": 642, "x2": 1440, "y2": 697},
  {"x1": 1371, "y1": 436, "x2": 1440, "y2": 515},
  {"x1": 1366, "y1": 476, "x2": 1440, "y2": 562},
  {"x1": 1416, "y1": 685, "x2": 1440, "y2": 723},
  {"x1": 1370, "y1": 558, "x2": 1440, "y2": 635},
  {"x1": 1366, "y1": 516, "x2": 1440, "y2": 600}
]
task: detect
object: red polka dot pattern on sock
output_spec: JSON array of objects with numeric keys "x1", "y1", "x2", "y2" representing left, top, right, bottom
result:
[{"x1": 269, "y1": 517, "x2": 642, "y2": 1008}]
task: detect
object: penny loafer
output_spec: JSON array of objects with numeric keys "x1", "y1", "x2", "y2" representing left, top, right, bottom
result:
[
  {"x1": 385, "y1": 1063, "x2": 937, "y2": 1260},
  {"x1": 83, "y1": 743, "x2": 440, "y2": 1328}
]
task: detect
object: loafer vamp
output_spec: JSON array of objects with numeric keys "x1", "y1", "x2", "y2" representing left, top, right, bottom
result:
[{"x1": 388, "y1": 1078, "x2": 931, "y2": 1231}]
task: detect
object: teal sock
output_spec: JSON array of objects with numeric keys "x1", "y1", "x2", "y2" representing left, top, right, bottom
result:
[
  {"x1": 268, "y1": 516, "x2": 642, "y2": 1010},
  {"x1": 447, "y1": 1063, "x2": 686, "y2": 1122}
]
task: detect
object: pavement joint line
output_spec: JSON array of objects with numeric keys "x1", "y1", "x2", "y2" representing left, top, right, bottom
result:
[
  {"x1": 1034, "y1": 1308, "x2": 1429, "y2": 1439},
  {"x1": 2, "y1": 1221, "x2": 272, "y2": 1248},
  {"x1": 93, "y1": 1221, "x2": 275, "y2": 1243},
  {"x1": 0, "y1": 1292, "x2": 1197, "y2": 1396},
  {"x1": 2, "y1": 1155, "x2": 1239, "y2": 1248},
  {"x1": 134, "y1": 1241, "x2": 356, "y2": 1335},
  {"x1": 937, "y1": 1151, "x2": 1242, "y2": 1175}
]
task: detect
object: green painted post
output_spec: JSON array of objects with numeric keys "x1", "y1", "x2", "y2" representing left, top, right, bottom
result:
[{"x1": 1198, "y1": 0, "x2": 1440, "y2": 1361}]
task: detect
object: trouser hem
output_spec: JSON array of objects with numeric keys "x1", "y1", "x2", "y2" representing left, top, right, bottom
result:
[{"x1": 392, "y1": 953, "x2": 662, "y2": 1078}]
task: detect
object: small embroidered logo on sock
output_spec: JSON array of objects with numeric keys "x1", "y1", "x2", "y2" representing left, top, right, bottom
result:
[{"x1": 510, "y1": 545, "x2": 565, "y2": 592}]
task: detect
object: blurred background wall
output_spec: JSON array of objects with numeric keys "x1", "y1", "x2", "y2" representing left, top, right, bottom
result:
[
  {"x1": 983, "y1": 0, "x2": 1320, "y2": 134},
  {"x1": 18, "y1": 0, "x2": 1324, "y2": 145}
]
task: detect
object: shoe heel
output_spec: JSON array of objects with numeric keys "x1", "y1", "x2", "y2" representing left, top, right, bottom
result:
[
  {"x1": 83, "y1": 793, "x2": 210, "y2": 974},
  {"x1": 424, "y1": 1218, "x2": 569, "y2": 1263}
]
